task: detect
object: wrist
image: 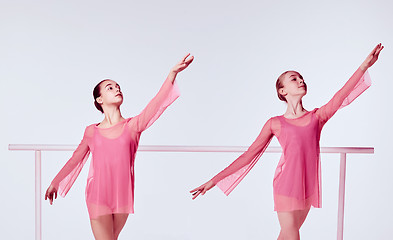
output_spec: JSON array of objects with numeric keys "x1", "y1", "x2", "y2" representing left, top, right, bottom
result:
[
  {"x1": 169, "y1": 69, "x2": 178, "y2": 78},
  {"x1": 210, "y1": 177, "x2": 217, "y2": 186},
  {"x1": 167, "y1": 70, "x2": 178, "y2": 84},
  {"x1": 359, "y1": 63, "x2": 368, "y2": 72},
  {"x1": 50, "y1": 180, "x2": 59, "y2": 189}
]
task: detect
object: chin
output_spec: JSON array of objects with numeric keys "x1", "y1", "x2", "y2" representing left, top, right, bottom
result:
[{"x1": 114, "y1": 100, "x2": 123, "y2": 106}]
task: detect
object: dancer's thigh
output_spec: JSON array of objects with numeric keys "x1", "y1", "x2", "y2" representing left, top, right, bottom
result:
[
  {"x1": 113, "y1": 213, "x2": 129, "y2": 239},
  {"x1": 90, "y1": 214, "x2": 114, "y2": 240}
]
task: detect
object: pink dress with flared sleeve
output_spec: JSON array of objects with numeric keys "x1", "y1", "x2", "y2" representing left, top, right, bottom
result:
[
  {"x1": 50, "y1": 77, "x2": 180, "y2": 219},
  {"x1": 211, "y1": 68, "x2": 371, "y2": 211}
]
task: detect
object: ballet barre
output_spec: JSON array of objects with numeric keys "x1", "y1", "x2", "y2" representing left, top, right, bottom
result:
[{"x1": 8, "y1": 144, "x2": 374, "y2": 240}]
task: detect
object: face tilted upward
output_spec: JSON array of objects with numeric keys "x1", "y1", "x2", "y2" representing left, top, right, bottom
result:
[
  {"x1": 279, "y1": 71, "x2": 307, "y2": 101},
  {"x1": 96, "y1": 80, "x2": 123, "y2": 110}
]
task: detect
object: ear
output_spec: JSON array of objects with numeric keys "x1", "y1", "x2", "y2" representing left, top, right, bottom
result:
[
  {"x1": 279, "y1": 88, "x2": 287, "y2": 97},
  {"x1": 96, "y1": 97, "x2": 103, "y2": 104}
]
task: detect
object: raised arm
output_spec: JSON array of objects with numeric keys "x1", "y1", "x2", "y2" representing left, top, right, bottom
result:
[
  {"x1": 190, "y1": 118, "x2": 274, "y2": 199},
  {"x1": 316, "y1": 43, "x2": 383, "y2": 124},
  {"x1": 45, "y1": 126, "x2": 92, "y2": 204},
  {"x1": 131, "y1": 54, "x2": 194, "y2": 132}
]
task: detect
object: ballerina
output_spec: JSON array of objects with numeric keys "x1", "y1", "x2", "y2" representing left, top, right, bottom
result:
[
  {"x1": 45, "y1": 54, "x2": 194, "y2": 240},
  {"x1": 191, "y1": 44, "x2": 383, "y2": 240}
]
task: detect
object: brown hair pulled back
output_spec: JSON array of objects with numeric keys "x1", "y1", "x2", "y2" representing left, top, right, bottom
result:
[{"x1": 93, "y1": 79, "x2": 110, "y2": 113}]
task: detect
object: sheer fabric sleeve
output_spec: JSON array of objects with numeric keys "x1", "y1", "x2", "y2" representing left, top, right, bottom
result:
[
  {"x1": 212, "y1": 118, "x2": 274, "y2": 195},
  {"x1": 131, "y1": 77, "x2": 180, "y2": 132},
  {"x1": 51, "y1": 126, "x2": 92, "y2": 197},
  {"x1": 316, "y1": 68, "x2": 371, "y2": 124}
]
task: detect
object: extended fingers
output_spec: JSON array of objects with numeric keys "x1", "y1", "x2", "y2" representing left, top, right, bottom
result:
[
  {"x1": 190, "y1": 184, "x2": 205, "y2": 193},
  {"x1": 185, "y1": 56, "x2": 194, "y2": 65},
  {"x1": 190, "y1": 184, "x2": 206, "y2": 199},
  {"x1": 46, "y1": 193, "x2": 53, "y2": 204},
  {"x1": 171, "y1": 54, "x2": 194, "y2": 73},
  {"x1": 375, "y1": 44, "x2": 384, "y2": 56},
  {"x1": 44, "y1": 189, "x2": 50, "y2": 200},
  {"x1": 182, "y1": 53, "x2": 191, "y2": 62},
  {"x1": 45, "y1": 187, "x2": 57, "y2": 205},
  {"x1": 372, "y1": 43, "x2": 384, "y2": 57},
  {"x1": 192, "y1": 190, "x2": 202, "y2": 200}
]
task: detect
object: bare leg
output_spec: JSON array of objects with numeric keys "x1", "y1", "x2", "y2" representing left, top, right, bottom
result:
[
  {"x1": 90, "y1": 214, "x2": 114, "y2": 240},
  {"x1": 113, "y1": 214, "x2": 129, "y2": 240},
  {"x1": 277, "y1": 208, "x2": 310, "y2": 240},
  {"x1": 296, "y1": 208, "x2": 310, "y2": 229},
  {"x1": 277, "y1": 211, "x2": 299, "y2": 240}
]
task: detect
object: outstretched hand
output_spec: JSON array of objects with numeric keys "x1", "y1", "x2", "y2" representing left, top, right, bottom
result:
[
  {"x1": 190, "y1": 180, "x2": 215, "y2": 200},
  {"x1": 171, "y1": 53, "x2": 194, "y2": 74},
  {"x1": 360, "y1": 43, "x2": 384, "y2": 71},
  {"x1": 45, "y1": 184, "x2": 58, "y2": 205}
]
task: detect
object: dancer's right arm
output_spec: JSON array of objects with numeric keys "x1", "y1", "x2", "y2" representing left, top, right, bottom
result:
[
  {"x1": 45, "y1": 126, "x2": 91, "y2": 204},
  {"x1": 190, "y1": 119, "x2": 274, "y2": 199}
]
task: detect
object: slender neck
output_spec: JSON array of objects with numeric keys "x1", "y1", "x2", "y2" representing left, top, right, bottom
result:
[
  {"x1": 284, "y1": 96, "x2": 306, "y2": 118},
  {"x1": 102, "y1": 106, "x2": 124, "y2": 126}
]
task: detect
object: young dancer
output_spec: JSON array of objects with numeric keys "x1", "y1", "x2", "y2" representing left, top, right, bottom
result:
[
  {"x1": 191, "y1": 44, "x2": 383, "y2": 240},
  {"x1": 45, "y1": 54, "x2": 194, "y2": 240}
]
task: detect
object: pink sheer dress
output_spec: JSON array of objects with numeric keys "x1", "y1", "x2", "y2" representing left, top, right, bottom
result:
[
  {"x1": 50, "y1": 78, "x2": 180, "y2": 219},
  {"x1": 211, "y1": 68, "x2": 371, "y2": 212}
]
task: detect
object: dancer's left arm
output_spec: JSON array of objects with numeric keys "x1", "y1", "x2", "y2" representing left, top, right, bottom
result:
[
  {"x1": 131, "y1": 54, "x2": 194, "y2": 132},
  {"x1": 316, "y1": 43, "x2": 383, "y2": 124}
]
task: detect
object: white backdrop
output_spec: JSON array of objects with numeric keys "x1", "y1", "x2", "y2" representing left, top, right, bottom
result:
[{"x1": 1, "y1": 0, "x2": 392, "y2": 239}]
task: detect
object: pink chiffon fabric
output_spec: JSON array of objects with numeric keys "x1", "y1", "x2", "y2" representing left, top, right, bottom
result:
[
  {"x1": 212, "y1": 68, "x2": 371, "y2": 211},
  {"x1": 51, "y1": 78, "x2": 180, "y2": 219}
]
